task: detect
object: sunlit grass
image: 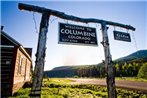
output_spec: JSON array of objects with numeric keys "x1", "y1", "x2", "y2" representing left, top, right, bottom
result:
[
  {"x1": 9, "y1": 78, "x2": 146, "y2": 98},
  {"x1": 9, "y1": 88, "x2": 31, "y2": 98},
  {"x1": 43, "y1": 78, "x2": 74, "y2": 84}
]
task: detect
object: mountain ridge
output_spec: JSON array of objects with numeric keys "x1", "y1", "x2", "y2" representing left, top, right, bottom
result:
[
  {"x1": 49, "y1": 50, "x2": 147, "y2": 71},
  {"x1": 44, "y1": 50, "x2": 147, "y2": 78},
  {"x1": 115, "y1": 49, "x2": 147, "y2": 63}
]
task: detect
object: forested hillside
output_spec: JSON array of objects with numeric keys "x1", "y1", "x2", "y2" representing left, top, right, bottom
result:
[{"x1": 44, "y1": 50, "x2": 147, "y2": 78}]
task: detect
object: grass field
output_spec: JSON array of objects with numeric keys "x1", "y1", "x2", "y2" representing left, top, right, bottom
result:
[{"x1": 9, "y1": 78, "x2": 147, "y2": 98}]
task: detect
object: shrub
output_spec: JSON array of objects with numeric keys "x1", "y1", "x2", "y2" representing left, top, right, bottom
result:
[
  {"x1": 74, "y1": 75, "x2": 79, "y2": 78},
  {"x1": 137, "y1": 63, "x2": 147, "y2": 79}
]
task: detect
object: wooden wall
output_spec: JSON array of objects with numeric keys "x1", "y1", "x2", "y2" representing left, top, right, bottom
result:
[
  {"x1": 12, "y1": 47, "x2": 32, "y2": 94},
  {"x1": 1, "y1": 46, "x2": 14, "y2": 96}
]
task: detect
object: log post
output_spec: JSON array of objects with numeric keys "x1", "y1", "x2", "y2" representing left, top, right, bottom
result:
[
  {"x1": 30, "y1": 12, "x2": 50, "y2": 98},
  {"x1": 101, "y1": 22, "x2": 116, "y2": 98}
]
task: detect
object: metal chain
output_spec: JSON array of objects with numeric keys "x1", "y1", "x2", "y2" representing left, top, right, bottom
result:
[
  {"x1": 132, "y1": 31, "x2": 138, "y2": 51},
  {"x1": 32, "y1": 12, "x2": 38, "y2": 33},
  {"x1": 87, "y1": 23, "x2": 89, "y2": 27},
  {"x1": 114, "y1": 26, "x2": 116, "y2": 31},
  {"x1": 63, "y1": 19, "x2": 68, "y2": 24},
  {"x1": 49, "y1": 17, "x2": 58, "y2": 23},
  {"x1": 95, "y1": 23, "x2": 98, "y2": 28},
  {"x1": 126, "y1": 29, "x2": 129, "y2": 33}
]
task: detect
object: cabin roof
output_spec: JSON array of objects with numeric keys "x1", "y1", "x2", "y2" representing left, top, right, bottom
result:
[
  {"x1": 1, "y1": 30, "x2": 22, "y2": 46},
  {"x1": 1, "y1": 30, "x2": 32, "y2": 61}
]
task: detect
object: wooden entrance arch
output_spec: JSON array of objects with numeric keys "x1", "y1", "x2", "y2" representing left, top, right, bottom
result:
[{"x1": 18, "y1": 3, "x2": 135, "y2": 98}]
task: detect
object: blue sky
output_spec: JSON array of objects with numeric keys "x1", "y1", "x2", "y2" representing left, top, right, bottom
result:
[{"x1": 1, "y1": 1, "x2": 146, "y2": 70}]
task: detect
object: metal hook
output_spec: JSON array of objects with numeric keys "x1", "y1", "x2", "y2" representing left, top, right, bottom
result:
[{"x1": 126, "y1": 29, "x2": 129, "y2": 33}]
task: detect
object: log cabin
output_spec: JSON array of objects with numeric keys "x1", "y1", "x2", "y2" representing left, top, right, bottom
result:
[{"x1": 1, "y1": 28, "x2": 33, "y2": 97}]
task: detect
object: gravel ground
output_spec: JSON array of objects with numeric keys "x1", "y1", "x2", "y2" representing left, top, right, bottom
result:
[{"x1": 68, "y1": 78, "x2": 147, "y2": 93}]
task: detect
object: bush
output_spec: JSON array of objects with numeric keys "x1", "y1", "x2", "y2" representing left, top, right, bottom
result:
[{"x1": 137, "y1": 63, "x2": 147, "y2": 79}]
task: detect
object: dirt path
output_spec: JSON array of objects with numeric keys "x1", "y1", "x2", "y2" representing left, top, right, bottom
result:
[{"x1": 68, "y1": 78, "x2": 147, "y2": 93}]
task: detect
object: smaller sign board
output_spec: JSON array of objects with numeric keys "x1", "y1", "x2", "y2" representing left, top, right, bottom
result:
[
  {"x1": 58, "y1": 23, "x2": 98, "y2": 46},
  {"x1": 113, "y1": 30, "x2": 131, "y2": 42}
]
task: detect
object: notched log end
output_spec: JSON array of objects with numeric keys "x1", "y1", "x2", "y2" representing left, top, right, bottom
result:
[
  {"x1": 126, "y1": 25, "x2": 136, "y2": 31},
  {"x1": 18, "y1": 3, "x2": 25, "y2": 10},
  {"x1": 18, "y1": 3, "x2": 32, "y2": 11}
]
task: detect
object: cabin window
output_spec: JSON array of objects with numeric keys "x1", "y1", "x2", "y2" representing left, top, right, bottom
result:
[
  {"x1": 18, "y1": 56, "x2": 23, "y2": 74},
  {"x1": 6, "y1": 60, "x2": 11, "y2": 65},
  {"x1": 24, "y1": 59, "x2": 27, "y2": 80}
]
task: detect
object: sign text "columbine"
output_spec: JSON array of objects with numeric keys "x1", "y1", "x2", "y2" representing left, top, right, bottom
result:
[{"x1": 58, "y1": 23, "x2": 98, "y2": 46}]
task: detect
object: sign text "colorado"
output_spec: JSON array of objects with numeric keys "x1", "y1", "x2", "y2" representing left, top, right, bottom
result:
[{"x1": 58, "y1": 23, "x2": 98, "y2": 46}]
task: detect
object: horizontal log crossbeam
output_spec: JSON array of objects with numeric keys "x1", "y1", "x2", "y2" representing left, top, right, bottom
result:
[{"x1": 18, "y1": 3, "x2": 135, "y2": 31}]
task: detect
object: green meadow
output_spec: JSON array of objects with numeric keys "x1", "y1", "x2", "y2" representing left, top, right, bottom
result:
[{"x1": 9, "y1": 78, "x2": 147, "y2": 98}]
